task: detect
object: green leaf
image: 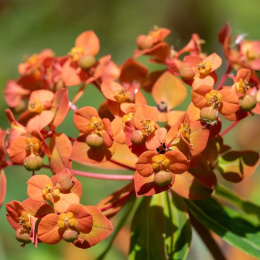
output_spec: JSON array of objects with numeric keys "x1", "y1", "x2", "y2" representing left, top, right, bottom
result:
[
  {"x1": 217, "y1": 150, "x2": 259, "y2": 182},
  {"x1": 215, "y1": 184, "x2": 260, "y2": 224},
  {"x1": 129, "y1": 191, "x2": 191, "y2": 260},
  {"x1": 186, "y1": 197, "x2": 260, "y2": 258}
]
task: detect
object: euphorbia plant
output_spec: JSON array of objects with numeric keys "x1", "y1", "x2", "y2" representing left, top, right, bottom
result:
[{"x1": 1, "y1": 24, "x2": 260, "y2": 259}]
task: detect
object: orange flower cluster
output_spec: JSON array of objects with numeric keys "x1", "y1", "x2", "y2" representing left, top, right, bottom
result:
[
  {"x1": 0, "y1": 25, "x2": 259, "y2": 249},
  {"x1": 6, "y1": 169, "x2": 112, "y2": 247}
]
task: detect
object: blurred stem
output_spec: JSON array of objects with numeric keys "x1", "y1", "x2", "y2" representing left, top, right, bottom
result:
[
  {"x1": 216, "y1": 65, "x2": 232, "y2": 90},
  {"x1": 189, "y1": 212, "x2": 227, "y2": 260},
  {"x1": 220, "y1": 120, "x2": 240, "y2": 136},
  {"x1": 70, "y1": 168, "x2": 134, "y2": 180}
]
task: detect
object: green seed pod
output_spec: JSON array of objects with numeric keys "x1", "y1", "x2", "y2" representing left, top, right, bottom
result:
[
  {"x1": 180, "y1": 63, "x2": 195, "y2": 81},
  {"x1": 56, "y1": 174, "x2": 74, "y2": 193},
  {"x1": 63, "y1": 229, "x2": 79, "y2": 242},
  {"x1": 86, "y1": 134, "x2": 104, "y2": 148},
  {"x1": 154, "y1": 171, "x2": 172, "y2": 187},
  {"x1": 200, "y1": 107, "x2": 218, "y2": 125},
  {"x1": 136, "y1": 35, "x2": 153, "y2": 50},
  {"x1": 24, "y1": 155, "x2": 43, "y2": 171},
  {"x1": 15, "y1": 228, "x2": 31, "y2": 244},
  {"x1": 78, "y1": 55, "x2": 96, "y2": 70},
  {"x1": 239, "y1": 94, "x2": 257, "y2": 112},
  {"x1": 131, "y1": 130, "x2": 145, "y2": 145}
]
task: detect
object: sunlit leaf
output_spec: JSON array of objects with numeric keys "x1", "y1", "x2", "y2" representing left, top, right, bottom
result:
[
  {"x1": 129, "y1": 191, "x2": 191, "y2": 260},
  {"x1": 217, "y1": 150, "x2": 259, "y2": 182},
  {"x1": 186, "y1": 197, "x2": 260, "y2": 258}
]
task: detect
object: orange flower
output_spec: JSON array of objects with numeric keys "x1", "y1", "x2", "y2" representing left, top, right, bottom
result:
[
  {"x1": 134, "y1": 149, "x2": 189, "y2": 197},
  {"x1": 71, "y1": 106, "x2": 114, "y2": 164},
  {"x1": 191, "y1": 84, "x2": 239, "y2": 122},
  {"x1": 6, "y1": 198, "x2": 54, "y2": 245},
  {"x1": 37, "y1": 204, "x2": 93, "y2": 245},
  {"x1": 180, "y1": 53, "x2": 222, "y2": 89},
  {"x1": 61, "y1": 31, "x2": 100, "y2": 86},
  {"x1": 27, "y1": 171, "x2": 82, "y2": 213}
]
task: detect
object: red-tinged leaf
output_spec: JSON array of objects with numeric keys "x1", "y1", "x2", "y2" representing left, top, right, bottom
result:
[
  {"x1": 49, "y1": 133, "x2": 72, "y2": 174},
  {"x1": 219, "y1": 87, "x2": 239, "y2": 117},
  {"x1": 101, "y1": 81, "x2": 124, "y2": 102},
  {"x1": 192, "y1": 73, "x2": 216, "y2": 89},
  {"x1": 217, "y1": 150, "x2": 260, "y2": 182},
  {"x1": 70, "y1": 135, "x2": 114, "y2": 164},
  {"x1": 134, "y1": 105, "x2": 158, "y2": 130},
  {"x1": 110, "y1": 142, "x2": 138, "y2": 170},
  {"x1": 9, "y1": 136, "x2": 27, "y2": 164},
  {"x1": 171, "y1": 171, "x2": 214, "y2": 200},
  {"x1": 5, "y1": 200, "x2": 24, "y2": 222},
  {"x1": 29, "y1": 89, "x2": 54, "y2": 104},
  {"x1": 51, "y1": 88, "x2": 69, "y2": 128},
  {"x1": 120, "y1": 58, "x2": 148, "y2": 83},
  {"x1": 191, "y1": 84, "x2": 212, "y2": 108},
  {"x1": 145, "y1": 128, "x2": 167, "y2": 150},
  {"x1": 27, "y1": 175, "x2": 53, "y2": 201},
  {"x1": 134, "y1": 170, "x2": 174, "y2": 197},
  {"x1": 27, "y1": 110, "x2": 54, "y2": 132},
  {"x1": 136, "y1": 151, "x2": 156, "y2": 177},
  {"x1": 0, "y1": 170, "x2": 6, "y2": 208},
  {"x1": 129, "y1": 191, "x2": 191, "y2": 260},
  {"x1": 166, "y1": 150, "x2": 190, "y2": 174},
  {"x1": 141, "y1": 70, "x2": 165, "y2": 92},
  {"x1": 73, "y1": 106, "x2": 99, "y2": 134},
  {"x1": 152, "y1": 71, "x2": 187, "y2": 110},
  {"x1": 30, "y1": 216, "x2": 38, "y2": 248},
  {"x1": 68, "y1": 204, "x2": 93, "y2": 234},
  {"x1": 97, "y1": 182, "x2": 135, "y2": 218},
  {"x1": 189, "y1": 120, "x2": 210, "y2": 156},
  {"x1": 203, "y1": 53, "x2": 222, "y2": 71},
  {"x1": 75, "y1": 30, "x2": 100, "y2": 56},
  {"x1": 37, "y1": 214, "x2": 62, "y2": 244},
  {"x1": 236, "y1": 68, "x2": 251, "y2": 82},
  {"x1": 54, "y1": 192, "x2": 80, "y2": 213},
  {"x1": 61, "y1": 60, "x2": 86, "y2": 87},
  {"x1": 167, "y1": 110, "x2": 185, "y2": 127},
  {"x1": 111, "y1": 117, "x2": 125, "y2": 144},
  {"x1": 74, "y1": 206, "x2": 113, "y2": 249},
  {"x1": 189, "y1": 159, "x2": 217, "y2": 189}
]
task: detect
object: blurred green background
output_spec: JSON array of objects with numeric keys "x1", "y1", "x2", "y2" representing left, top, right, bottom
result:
[{"x1": 0, "y1": 0, "x2": 260, "y2": 259}]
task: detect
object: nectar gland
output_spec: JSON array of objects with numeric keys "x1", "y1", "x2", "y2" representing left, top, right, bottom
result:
[
  {"x1": 205, "y1": 90, "x2": 222, "y2": 109},
  {"x1": 197, "y1": 61, "x2": 212, "y2": 76},
  {"x1": 57, "y1": 212, "x2": 76, "y2": 228}
]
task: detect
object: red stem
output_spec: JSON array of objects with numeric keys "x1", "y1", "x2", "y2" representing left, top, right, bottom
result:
[
  {"x1": 99, "y1": 189, "x2": 135, "y2": 212},
  {"x1": 70, "y1": 169, "x2": 134, "y2": 180},
  {"x1": 220, "y1": 120, "x2": 240, "y2": 136},
  {"x1": 216, "y1": 65, "x2": 232, "y2": 90}
]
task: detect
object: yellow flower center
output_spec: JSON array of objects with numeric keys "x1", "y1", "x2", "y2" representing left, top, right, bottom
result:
[
  {"x1": 28, "y1": 99, "x2": 44, "y2": 113},
  {"x1": 87, "y1": 116, "x2": 104, "y2": 134},
  {"x1": 25, "y1": 137, "x2": 41, "y2": 156},
  {"x1": 42, "y1": 184, "x2": 60, "y2": 201},
  {"x1": 205, "y1": 90, "x2": 222, "y2": 109},
  {"x1": 122, "y1": 112, "x2": 134, "y2": 127},
  {"x1": 152, "y1": 154, "x2": 170, "y2": 172},
  {"x1": 19, "y1": 212, "x2": 31, "y2": 228},
  {"x1": 27, "y1": 54, "x2": 38, "y2": 65},
  {"x1": 236, "y1": 78, "x2": 249, "y2": 94},
  {"x1": 57, "y1": 212, "x2": 77, "y2": 228},
  {"x1": 180, "y1": 123, "x2": 190, "y2": 139},
  {"x1": 141, "y1": 119, "x2": 156, "y2": 137},
  {"x1": 197, "y1": 61, "x2": 212, "y2": 76},
  {"x1": 68, "y1": 46, "x2": 85, "y2": 62},
  {"x1": 114, "y1": 89, "x2": 128, "y2": 103}
]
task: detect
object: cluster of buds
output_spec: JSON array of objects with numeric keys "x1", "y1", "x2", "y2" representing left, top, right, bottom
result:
[{"x1": 0, "y1": 24, "x2": 259, "y2": 251}]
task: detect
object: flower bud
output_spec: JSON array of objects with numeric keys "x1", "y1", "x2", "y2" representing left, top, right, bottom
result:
[
  {"x1": 24, "y1": 155, "x2": 43, "y2": 171},
  {"x1": 86, "y1": 134, "x2": 104, "y2": 148},
  {"x1": 200, "y1": 107, "x2": 218, "y2": 125},
  {"x1": 63, "y1": 229, "x2": 79, "y2": 242},
  {"x1": 239, "y1": 94, "x2": 257, "y2": 111},
  {"x1": 77, "y1": 55, "x2": 96, "y2": 70},
  {"x1": 131, "y1": 130, "x2": 145, "y2": 145},
  {"x1": 154, "y1": 171, "x2": 172, "y2": 187},
  {"x1": 136, "y1": 35, "x2": 153, "y2": 50},
  {"x1": 15, "y1": 228, "x2": 31, "y2": 244},
  {"x1": 56, "y1": 174, "x2": 74, "y2": 193},
  {"x1": 179, "y1": 63, "x2": 195, "y2": 81}
]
